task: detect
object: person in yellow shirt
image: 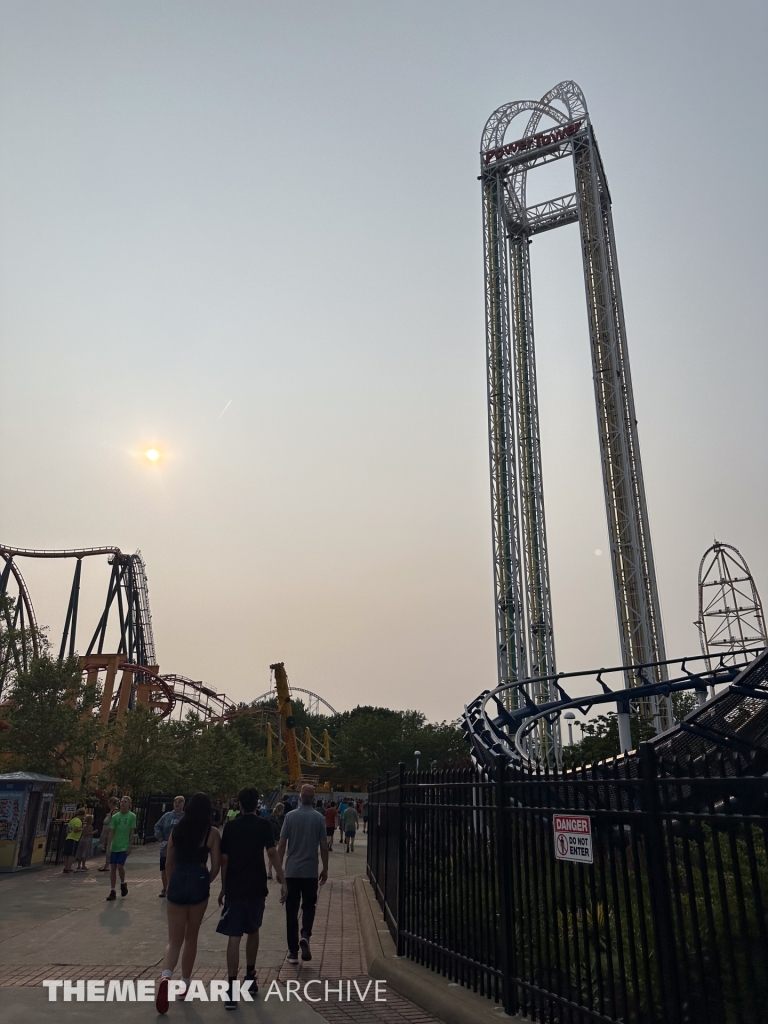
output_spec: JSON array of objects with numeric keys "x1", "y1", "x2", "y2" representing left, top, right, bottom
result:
[
  {"x1": 63, "y1": 807, "x2": 86, "y2": 874},
  {"x1": 75, "y1": 815, "x2": 94, "y2": 870}
]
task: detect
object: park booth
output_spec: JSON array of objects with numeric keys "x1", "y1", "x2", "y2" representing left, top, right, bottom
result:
[{"x1": 0, "y1": 773, "x2": 65, "y2": 872}]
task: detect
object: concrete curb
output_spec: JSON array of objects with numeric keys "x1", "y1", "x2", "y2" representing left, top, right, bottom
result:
[{"x1": 354, "y1": 874, "x2": 520, "y2": 1024}]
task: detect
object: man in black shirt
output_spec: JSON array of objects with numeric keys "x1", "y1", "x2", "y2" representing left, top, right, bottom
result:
[{"x1": 217, "y1": 787, "x2": 285, "y2": 1009}]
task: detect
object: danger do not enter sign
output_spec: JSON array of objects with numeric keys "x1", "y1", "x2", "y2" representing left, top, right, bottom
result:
[{"x1": 553, "y1": 814, "x2": 593, "y2": 864}]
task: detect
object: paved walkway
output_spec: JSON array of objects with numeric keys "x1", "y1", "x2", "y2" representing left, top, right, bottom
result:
[{"x1": 0, "y1": 832, "x2": 440, "y2": 1024}]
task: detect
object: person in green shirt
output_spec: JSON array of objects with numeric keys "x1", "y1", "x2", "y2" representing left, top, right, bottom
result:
[
  {"x1": 106, "y1": 796, "x2": 137, "y2": 901},
  {"x1": 63, "y1": 807, "x2": 86, "y2": 874},
  {"x1": 98, "y1": 796, "x2": 120, "y2": 872}
]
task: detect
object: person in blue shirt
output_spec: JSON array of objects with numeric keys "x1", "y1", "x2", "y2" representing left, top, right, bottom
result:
[
  {"x1": 155, "y1": 796, "x2": 185, "y2": 898},
  {"x1": 336, "y1": 799, "x2": 348, "y2": 843}
]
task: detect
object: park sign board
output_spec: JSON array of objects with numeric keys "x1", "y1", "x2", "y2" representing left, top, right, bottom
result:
[{"x1": 553, "y1": 814, "x2": 593, "y2": 864}]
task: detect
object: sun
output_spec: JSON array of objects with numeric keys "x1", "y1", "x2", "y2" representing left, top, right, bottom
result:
[{"x1": 145, "y1": 448, "x2": 160, "y2": 463}]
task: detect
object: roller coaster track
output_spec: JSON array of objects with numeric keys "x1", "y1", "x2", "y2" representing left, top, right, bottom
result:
[
  {"x1": 0, "y1": 544, "x2": 156, "y2": 676},
  {"x1": 162, "y1": 675, "x2": 237, "y2": 720},
  {"x1": 463, "y1": 647, "x2": 768, "y2": 775},
  {"x1": 0, "y1": 556, "x2": 38, "y2": 680},
  {"x1": 0, "y1": 545, "x2": 341, "y2": 756},
  {"x1": 252, "y1": 686, "x2": 338, "y2": 718},
  {"x1": 161, "y1": 681, "x2": 338, "y2": 724}
]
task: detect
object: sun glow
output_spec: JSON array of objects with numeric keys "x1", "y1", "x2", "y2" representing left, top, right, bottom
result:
[{"x1": 145, "y1": 448, "x2": 160, "y2": 462}]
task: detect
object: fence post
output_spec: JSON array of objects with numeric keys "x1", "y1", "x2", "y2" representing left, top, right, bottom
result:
[
  {"x1": 383, "y1": 771, "x2": 390, "y2": 922},
  {"x1": 396, "y1": 762, "x2": 406, "y2": 956},
  {"x1": 639, "y1": 742, "x2": 680, "y2": 1024},
  {"x1": 366, "y1": 782, "x2": 372, "y2": 882},
  {"x1": 495, "y1": 755, "x2": 517, "y2": 1016}
]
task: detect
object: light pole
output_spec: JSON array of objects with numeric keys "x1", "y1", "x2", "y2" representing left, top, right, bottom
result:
[
  {"x1": 414, "y1": 750, "x2": 422, "y2": 772},
  {"x1": 564, "y1": 712, "x2": 576, "y2": 747}
]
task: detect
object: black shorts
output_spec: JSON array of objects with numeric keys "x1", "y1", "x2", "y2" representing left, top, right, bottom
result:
[
  {"x1": 167, "y1": 863, "x2": 210, "y2": 906},
  {"x1": 326, "y1": 827, "x2": 335, "y2": 837},
  {"x1": 216, "y1": 898, "x2": 266, "y2": 936},
  {"x1": 159, "y1": 854, "x2": 167, "y2": 872},
  {"x1": 63, "y1": 838, "x2": 78, "y2": 857}
]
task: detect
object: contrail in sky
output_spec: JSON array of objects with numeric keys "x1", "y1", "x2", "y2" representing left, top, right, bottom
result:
[{"x1": 218, "y1": 399, "x2": 233, "y2": 418}]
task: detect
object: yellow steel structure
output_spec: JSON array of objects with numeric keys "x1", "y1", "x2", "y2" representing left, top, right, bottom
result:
[
  {"x1": 45, "y1": 655, "x2": 354, "y2": 793},
  {"x1": 270, "y1": 661, "x2": 302, "y2": 785},
  {"x1": 266, "y1": 662, "x2": 344, "y2": 790}
]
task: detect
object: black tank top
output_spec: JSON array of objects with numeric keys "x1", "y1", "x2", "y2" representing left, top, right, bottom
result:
[{"x1": 175, "y1": 826, "x2": 211, "y2": 865}]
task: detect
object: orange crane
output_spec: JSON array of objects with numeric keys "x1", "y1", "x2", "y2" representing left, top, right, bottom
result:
[{"x1": 270, "y1": 662, "x2": 302, "y2": 785}]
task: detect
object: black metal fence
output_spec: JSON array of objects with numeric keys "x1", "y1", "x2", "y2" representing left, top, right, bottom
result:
[
  {"x1": 44, "y1": 819, "x2": 70, "y2": 864},
  {"x1": 367, "y1": 747, "x2": 768, "y2": 1024}
]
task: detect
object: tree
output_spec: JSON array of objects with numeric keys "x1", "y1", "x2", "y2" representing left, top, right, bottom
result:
[
  {"x1": 177, "y1": 724, "x2": 279, "y2": 800},
  {"x1": 672, "y1": 690, "x2": 699, "y2": 722},
  {"x1": 228, "y1": 712, "x2": 270, "y2": 757},
  {"x1": 102, "y1": 705, "x2": 182, "y2": 794},
  {"x1": 98, "y1": 709, "x2": 280, "y2": 800},
  {"x1": 333, "y1": 710, "x2": 411, "y2": 781},
  {"x1": 0, "y1": 652, "x2": 104, "y2": 789},
  {"x1": 411, "y1": 720, "x2": 471, "y2": 770},
  {"x1": 563, "y1": 712, "x2": 656, "y2": 768},
  {"x1": 333, "y1": 706, "x2": 470, "y2": 781}
]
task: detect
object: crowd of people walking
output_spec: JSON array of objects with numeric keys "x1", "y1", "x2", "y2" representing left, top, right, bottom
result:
[
  {"x1": 155, "y1": 783, "x2": 344, "y2": 1011},
  {"x1": 322, "y1": 798, "x2": 364, "y2": 852},
  {"x1": 58, "y1": 785, "x2": 368, "y2": 1011}
]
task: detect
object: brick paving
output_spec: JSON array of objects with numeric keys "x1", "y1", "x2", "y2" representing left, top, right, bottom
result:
[
  {"x1": 316, "y1": 987, "x2": 441, "y2": 1024},
  {"x1": 0, "y1": 875, "x2": 443, "y2": 1024}
]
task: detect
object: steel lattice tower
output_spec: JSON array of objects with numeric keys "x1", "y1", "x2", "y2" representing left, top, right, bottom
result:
[
  {"x1": 695, "y1": 541, "x2": 766, "y2": 667},
  {"x1": 481, "y1": 82, "x2": 669, "y2": 735}
]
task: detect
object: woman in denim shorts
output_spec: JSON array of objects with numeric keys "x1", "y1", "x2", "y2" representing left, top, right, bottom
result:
[{"x1": 156, "y1": 793, "x2": 221, "y2": 1013}]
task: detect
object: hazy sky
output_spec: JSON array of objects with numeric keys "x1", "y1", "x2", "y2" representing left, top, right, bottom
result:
[{"x1": 1, "y1": 2, "x2": 766, "y2": 721}]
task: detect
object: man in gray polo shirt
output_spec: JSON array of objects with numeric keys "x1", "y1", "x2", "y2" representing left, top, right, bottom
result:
[{"x1": 277, "y1": 784, "x2": 328, "y2": 965}]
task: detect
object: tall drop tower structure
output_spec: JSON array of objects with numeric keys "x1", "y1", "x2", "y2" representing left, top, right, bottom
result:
[{"x1": 481, "y1": 81, "x2": 668, "y2": 732}]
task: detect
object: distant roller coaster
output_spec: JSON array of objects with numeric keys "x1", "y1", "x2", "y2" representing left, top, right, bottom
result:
[
  {"x1": 0, "y1": 545, "x2": 155, "y2": 691},
  {"x1": 252, "y1": 687, "x2": 338, "y2": 718},
  {"x1": 481, "y1": 81, "x2": 667, "y2": 753},
  {"x1": 0, "y1": 544, "x2": 337, "y2": 729},
  {"x1": 695, "y1": 540, "x2": 766, "y2": 667},
  {"x1": 0, "y1": 542, "x2": 351, "y2": 787}
]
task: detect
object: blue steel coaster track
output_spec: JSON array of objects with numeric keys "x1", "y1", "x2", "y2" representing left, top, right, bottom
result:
[{"x1": 463, "y1": 647, "x2": 768, "y2": 775}]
